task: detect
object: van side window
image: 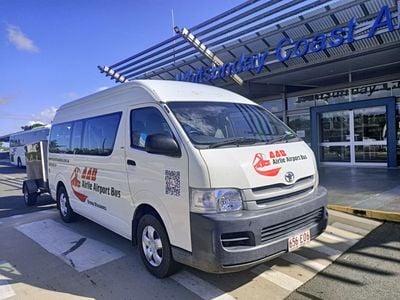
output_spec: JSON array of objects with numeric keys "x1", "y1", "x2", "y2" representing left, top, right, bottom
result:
[
  {"x1": 49, "y1": 123, "x2": 72, "y2": 153},
  {"x1": 49, "y1": 112, "x2": 121, "y2": 156},
  {"x1": 70, "y1": 121, "x2": 83, "y2": 154},
  {"x1": 81, "y1": 113, "x2": 121, "y2": 156},
  {"x1": 130, "y1": 107, "x2": 173, "y2": 149}
]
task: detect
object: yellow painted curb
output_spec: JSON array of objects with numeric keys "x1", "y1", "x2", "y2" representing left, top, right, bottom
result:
[{"x1": 328, "y1": 204, "x2": 400, "y2": 222}]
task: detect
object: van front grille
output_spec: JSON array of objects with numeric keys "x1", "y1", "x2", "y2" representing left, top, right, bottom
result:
[
  {"x1": 260, "y1": 207, "x2": 324, "y2": 243},
  {"x1": 252, "y1": 175, "x2": 314, "y2": 193},
  {"x1": 256, "y1": 187, "x2": 313, "y2": 205}
]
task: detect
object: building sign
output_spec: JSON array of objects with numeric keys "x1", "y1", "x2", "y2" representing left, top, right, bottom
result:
[
  {"x1": 176, "y1": 5, "x2": 399, "y2": 84},
  {"x1": 314, "y1": 80, "x2": 400, "y2": 101},
  {"x1": 292, "y1": 80, "x2": 400, "y2": 105}
]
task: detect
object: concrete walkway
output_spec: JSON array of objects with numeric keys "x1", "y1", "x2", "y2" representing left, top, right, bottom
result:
[{"x1": 319, "y1": 166, "x2": 400, "y2": 222}]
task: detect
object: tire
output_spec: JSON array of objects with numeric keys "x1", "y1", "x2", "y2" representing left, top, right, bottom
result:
[
  {"x1": 137, "y1": 214, "x2": 178, "y2": 278},
  {"x1": 23, "y1": 184, "x2": 37, "y2": 206},
  {"x1": 57, "y1": 185, "x2": 76, "y2": 223}
]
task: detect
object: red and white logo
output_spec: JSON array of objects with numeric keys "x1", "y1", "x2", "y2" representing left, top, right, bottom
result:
[
  {"x1": 252, "y1": 150, "x2": 287, "y2": 177},
  {"x1": 70, "y1": 167, "x2": 97, "y2": 202},
  {"x1": 71, "y1": 167, "x2": 88, "y2": 202}
]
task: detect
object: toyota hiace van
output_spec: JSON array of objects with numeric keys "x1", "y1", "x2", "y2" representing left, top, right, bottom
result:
[{"x1": 48, "y1": 80, "x2": 327, "y2": 277}]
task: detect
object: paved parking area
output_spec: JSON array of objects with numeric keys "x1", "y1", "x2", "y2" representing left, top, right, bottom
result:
[
  {"x1": 0, "y1": 163, "x2": 383, "y2": 300},
  {"x1": 320, "y1": 166, "x2": 400, "y2": 221}
]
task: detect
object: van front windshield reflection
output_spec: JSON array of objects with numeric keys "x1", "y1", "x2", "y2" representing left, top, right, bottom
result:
[{"x1": 167, "y1": 102, "x2": 297, "y2": 148}]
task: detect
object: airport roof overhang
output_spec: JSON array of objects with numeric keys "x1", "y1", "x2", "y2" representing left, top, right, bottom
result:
[{"x1": 100, "y1": 0, "x2": 400, "y2": 100}]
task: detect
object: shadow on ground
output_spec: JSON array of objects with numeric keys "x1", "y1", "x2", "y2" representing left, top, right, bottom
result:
[
  {"x1": 287, "y1": 222, "x2": 400, "y2": 300},
  {"x1": 0, "y1": 161, "x2": 27, "y2": 175},
  {"x1": 0, "y1": 195, "x2": 55, "y2": 218}
]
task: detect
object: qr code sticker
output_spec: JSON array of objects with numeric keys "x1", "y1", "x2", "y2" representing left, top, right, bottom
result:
[{"x1": 165, "y1": 170, "x2": 180, "y2": 197}]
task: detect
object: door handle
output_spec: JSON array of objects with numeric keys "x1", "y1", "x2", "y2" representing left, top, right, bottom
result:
[{"x1": 127, "y1": 159, "x2": 136, "y2": 166}]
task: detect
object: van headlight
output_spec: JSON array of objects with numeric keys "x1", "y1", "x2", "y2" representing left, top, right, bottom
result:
[{"x1": 190, "y1": 188, "x2": 242, "y2": 213}]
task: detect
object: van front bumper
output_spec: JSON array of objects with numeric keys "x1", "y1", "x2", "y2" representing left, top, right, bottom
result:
[{"x1": 172, "y1": 186, "x2": 328, "y2": 273}]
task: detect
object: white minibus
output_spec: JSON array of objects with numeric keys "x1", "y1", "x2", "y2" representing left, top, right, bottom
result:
[{"x1": 48, "y1": 80, "x2": 327, "y2": 277}]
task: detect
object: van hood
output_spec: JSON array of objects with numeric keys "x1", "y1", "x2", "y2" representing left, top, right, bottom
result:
[{"x1": 199, "y1": 141, "x2": 316, "y2": 189}]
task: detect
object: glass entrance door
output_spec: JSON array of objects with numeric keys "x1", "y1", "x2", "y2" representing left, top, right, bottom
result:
[
  {"x1": 353, "y1": 106, "x2": 387, "y2": 163},
  {"x1": 320, "y1": 110, "x2": 351, "y2": 163},
  {"x1": 319, "y1": 106, "x2": 387, "y2": 165}
]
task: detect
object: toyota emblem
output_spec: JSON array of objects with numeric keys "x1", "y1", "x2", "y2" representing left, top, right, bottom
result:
[{"x1": 284, "y1": 172, "x2": 295, "y2": 183}]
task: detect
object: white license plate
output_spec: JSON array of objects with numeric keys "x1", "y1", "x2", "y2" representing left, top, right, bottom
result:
[{"x1": 288, "y1": 230, "x2": 311, "y2": 252}]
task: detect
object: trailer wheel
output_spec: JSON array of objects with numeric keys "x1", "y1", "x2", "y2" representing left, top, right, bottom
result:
[
  {"x1": 137, "y1": 214, "x2": 178, "y2": 278},
  {"x1": 57, "y1": 185, "x2": 75, "y2": 223},
  {"x1": 23, "y1": 184, "x2": 37, "y2": 206}
]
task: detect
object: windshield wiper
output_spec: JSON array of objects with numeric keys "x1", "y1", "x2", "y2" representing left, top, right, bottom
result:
[
  {"x1": 208, "y1": 137, "x2": 261, "y2": 149},
  {"x1": 266, "y1": 133, "x2": 298, "y2": 144}
]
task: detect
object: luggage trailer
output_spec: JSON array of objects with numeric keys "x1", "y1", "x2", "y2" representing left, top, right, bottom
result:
[{"x1": 22, "y1": 140, "x2": 50, "y2": 206}]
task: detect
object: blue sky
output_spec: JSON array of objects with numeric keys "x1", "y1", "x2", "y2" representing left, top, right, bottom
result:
[{"x1": 0, "y1": 0, "x2": 244, "y2": 136}]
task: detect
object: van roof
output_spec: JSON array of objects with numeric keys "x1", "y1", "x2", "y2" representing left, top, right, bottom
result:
[{"x1": 58, "y1": 80, "x2": 254, "y2": 111}]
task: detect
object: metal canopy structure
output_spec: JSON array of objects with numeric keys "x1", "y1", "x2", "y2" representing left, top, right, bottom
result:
[{"x1": 100, "y1": 0, "x2": 400, "y2": 99}]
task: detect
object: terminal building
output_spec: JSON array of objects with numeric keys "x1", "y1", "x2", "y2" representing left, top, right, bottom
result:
[{"x1": 100, "y1": 0, "x2": 400, "y2": 168}]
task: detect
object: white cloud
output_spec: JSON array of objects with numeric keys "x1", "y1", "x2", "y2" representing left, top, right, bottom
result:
[
  {"x1": 25, "y1": 106, "x2": 57, "y2": 125},
  {"x1": 96, "y1": 86, "x2": 109, "y2": 92},
  {"x1": 63, "y1": 91, "x2": 79, "y2": 100},
  {"x1": 7, "y1": 24, "x2": 39, "y2": 53},
  {"x1": 38, "y1": 106, "x2": 57, "y2": 123}
]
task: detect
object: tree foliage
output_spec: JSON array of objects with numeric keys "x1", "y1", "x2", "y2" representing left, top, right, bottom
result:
[{"x1": 21, "y1": 123, "x2": 44, "y2": 131}]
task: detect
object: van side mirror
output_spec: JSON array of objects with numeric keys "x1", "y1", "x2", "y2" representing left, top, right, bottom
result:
[{"x1": 145, "y1": 134, "x2": 181, "y2": 157}]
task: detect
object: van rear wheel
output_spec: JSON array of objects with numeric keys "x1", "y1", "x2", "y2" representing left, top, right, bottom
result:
[
  {"x1": 57, "y1": 185, "x2": 75, "y2": 223},
  {"x1": 137, "y1": 214, "x2": 178, "y2": 278}
]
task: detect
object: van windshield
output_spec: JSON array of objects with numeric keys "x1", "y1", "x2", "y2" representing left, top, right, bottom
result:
[{"x1": 168, "y1": 102, "x2": 299, "y2": 149}]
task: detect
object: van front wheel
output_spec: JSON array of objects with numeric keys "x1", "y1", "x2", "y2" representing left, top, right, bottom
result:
[
  {"x1": 57, "y1": 185, "x2": 75, "y2": 223},
  {"x1": 137, "y1": 214, "x2": 178, "y2": 278}
]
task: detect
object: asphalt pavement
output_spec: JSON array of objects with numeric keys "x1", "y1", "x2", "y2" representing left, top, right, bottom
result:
[
  {"x1": 1, "y1": 160, "x2": 399, "y2": 300},
  {"x1": 0, "y1": 162, "x2": 54, "y2": 219},
  {"x1": 288, "y1": 221, "x2": 400, "y2": 300}
]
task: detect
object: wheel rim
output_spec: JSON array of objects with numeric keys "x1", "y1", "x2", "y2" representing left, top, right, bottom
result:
[
  {"x1": 142, "y1": 225, "x2": 163, "y2": 267},
  {"x1": 59, "y1": 192, "x2": 68, "y2": 216}
]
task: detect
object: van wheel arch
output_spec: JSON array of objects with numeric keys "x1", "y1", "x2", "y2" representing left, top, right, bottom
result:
[{"x1": 132, "y1": 204, "x2": 166, "y2": 246}]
